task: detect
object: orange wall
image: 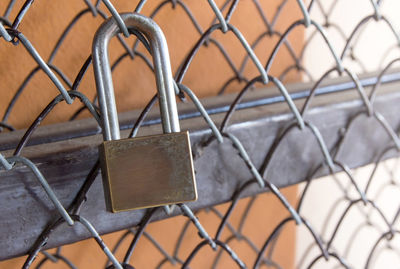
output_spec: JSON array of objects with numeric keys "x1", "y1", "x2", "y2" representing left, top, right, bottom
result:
[{"x1": 0, "y1": 1, "x2": 303, "y2": 268}]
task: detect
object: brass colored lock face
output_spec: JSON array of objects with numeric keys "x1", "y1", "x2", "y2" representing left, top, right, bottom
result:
[{"x1": 99, "y1": 131, "x2": 197, "y2": 212}]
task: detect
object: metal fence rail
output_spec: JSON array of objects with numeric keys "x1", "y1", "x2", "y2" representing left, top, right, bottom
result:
[{"x1": 1, "y1": 0, "x2": 400, "y2": 268}]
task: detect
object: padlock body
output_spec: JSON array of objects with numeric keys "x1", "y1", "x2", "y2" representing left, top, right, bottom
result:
[{"x1": 99, "y1": 131, "x2": 197, "y2": 212}]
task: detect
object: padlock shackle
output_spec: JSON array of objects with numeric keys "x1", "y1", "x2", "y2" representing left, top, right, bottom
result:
[{"x1": 93, "y1": 13, "x2": 180, "y2": 141}]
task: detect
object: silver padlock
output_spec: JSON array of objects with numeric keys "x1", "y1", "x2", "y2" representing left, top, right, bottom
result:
[{"x1": 92, "y1": 13, "x2": 197, "y2": 213}]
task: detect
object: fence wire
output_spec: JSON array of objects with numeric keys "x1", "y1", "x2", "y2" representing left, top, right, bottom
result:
[{"x1": 1, "y1": 0, "x2": 400, "y2": 268}]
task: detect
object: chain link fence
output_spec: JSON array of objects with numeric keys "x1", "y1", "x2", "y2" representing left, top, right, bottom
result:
[{"x1": 1, "y1": 0, "x2": 400, "y2": 268}]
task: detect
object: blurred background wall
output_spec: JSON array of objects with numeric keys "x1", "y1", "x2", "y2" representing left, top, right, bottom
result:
[
  {"x1": 0, "y1": 0, "x2": 303, "y2": 268},
  {"x1": 297, "y1": 1, "x2": 400, "y2": 268}
]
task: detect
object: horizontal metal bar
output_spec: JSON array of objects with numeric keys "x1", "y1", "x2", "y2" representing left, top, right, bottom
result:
[
  {"x1": 143, "y1": 71, "x2": 400, "y2": 125},
  {"x1": 1, "y1": 76, "x2": 400, "y2": 260},
  {"x1": 1, "y1": 70, "x2": 399, "y2": 152}
]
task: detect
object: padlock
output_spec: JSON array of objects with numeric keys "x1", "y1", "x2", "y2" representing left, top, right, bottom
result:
[{"x1": 92, "y1": 13, "x2": 197, "y2": 213}]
